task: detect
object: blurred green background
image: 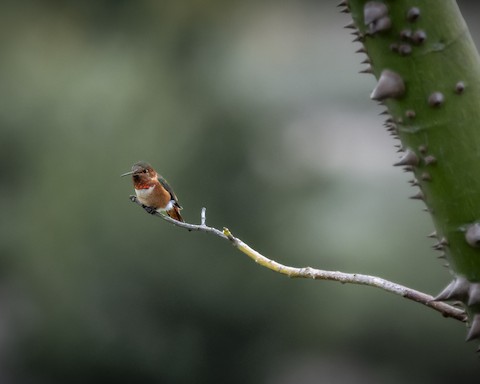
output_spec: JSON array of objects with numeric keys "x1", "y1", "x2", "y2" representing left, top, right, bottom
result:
[{"x1": 1, "y1": 0, "x2": 479, "y2": 382}]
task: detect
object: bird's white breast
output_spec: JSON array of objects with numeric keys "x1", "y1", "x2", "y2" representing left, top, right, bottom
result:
[
  {"x1": 135, "y1": 187, "x2": 175, "y2": 212},
  {"x1": 135, "y1": 186, "x2": 154, "y2": 204}
]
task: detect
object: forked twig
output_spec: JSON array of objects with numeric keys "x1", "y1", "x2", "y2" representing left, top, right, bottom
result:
[{"x1": 129, "y1": 196, "x2": 467, "y2": 323}]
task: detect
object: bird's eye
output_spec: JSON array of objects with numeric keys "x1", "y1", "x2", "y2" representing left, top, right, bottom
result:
[{"x1": 143, "y1": 169, "x2": 148, "y2": 173}]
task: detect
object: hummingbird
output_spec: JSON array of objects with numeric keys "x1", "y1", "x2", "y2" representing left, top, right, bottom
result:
[{"x1": 121, "y1": 161, "x2": 184, "y2": 222}]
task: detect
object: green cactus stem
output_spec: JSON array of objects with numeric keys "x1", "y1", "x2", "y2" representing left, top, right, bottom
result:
[{"x1": 343, "y1": 0, "x2": 480, "y2": 341}]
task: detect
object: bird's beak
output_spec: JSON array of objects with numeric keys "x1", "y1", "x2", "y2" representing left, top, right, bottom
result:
[{"x1": 121, "y1": 170, "x2": 134, "y2": 177}]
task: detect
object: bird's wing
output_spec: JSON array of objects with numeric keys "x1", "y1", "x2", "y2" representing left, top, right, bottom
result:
[{"x1": 158, "y1": 176, "x2": 182, "y2": 209}]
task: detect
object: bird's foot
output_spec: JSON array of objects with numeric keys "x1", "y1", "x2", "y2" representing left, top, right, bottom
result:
[{"x1": 142, "y1": 205, "x2": 157, "y2": 215}]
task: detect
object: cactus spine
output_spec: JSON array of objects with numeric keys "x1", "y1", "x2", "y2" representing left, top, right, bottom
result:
[{"x1": 342, "y1": 0, "x2": 480, "y2": 342}]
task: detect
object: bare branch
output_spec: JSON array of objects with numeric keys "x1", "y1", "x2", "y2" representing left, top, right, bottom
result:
[{"x1": 129, "y1": 196, "x2": 467, "y2": 323}]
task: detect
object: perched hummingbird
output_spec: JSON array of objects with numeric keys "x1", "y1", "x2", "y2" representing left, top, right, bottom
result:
[{"x1": 122, "y1": 161, "x2": 184, "y2": 222}]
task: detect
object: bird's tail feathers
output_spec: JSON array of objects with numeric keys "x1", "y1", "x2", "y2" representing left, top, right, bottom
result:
[{"x1": 167, "y1": 206, "x2": 184, "y2": 222}]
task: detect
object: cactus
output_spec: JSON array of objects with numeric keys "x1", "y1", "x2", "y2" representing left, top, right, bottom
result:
[{"x1": 342, "y1": 0, "x2": 480, "y2": 342}]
